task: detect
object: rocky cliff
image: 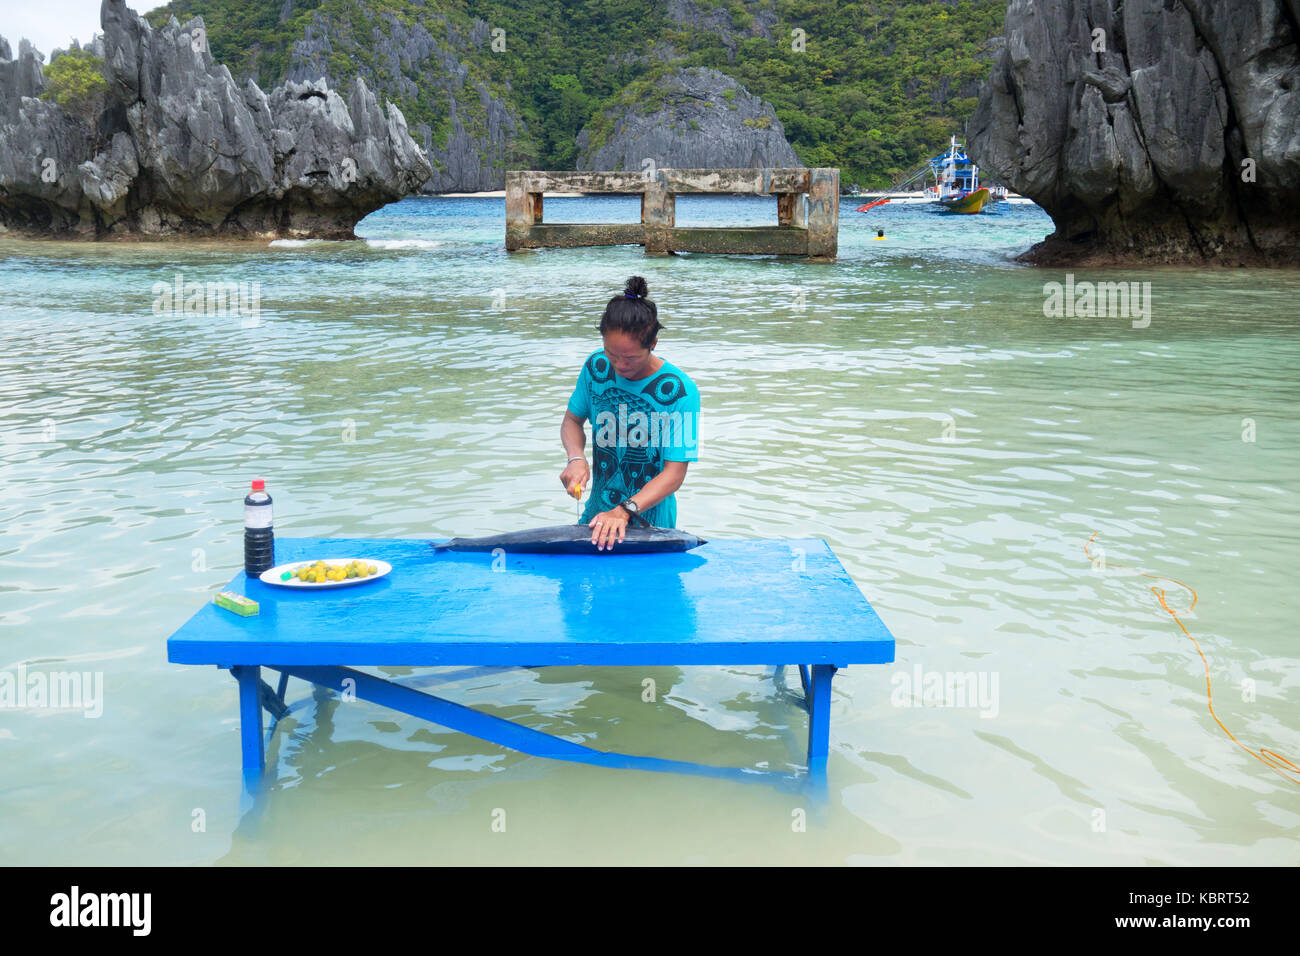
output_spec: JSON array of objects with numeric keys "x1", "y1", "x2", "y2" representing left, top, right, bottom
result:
[
  {"x1": 0, "y1": 0, "x2": 431, "y2": 238},
  {"x1": 969, "y1": 0, "x2": 1300, "y2": 265},
  {"x1": 576, "y1": 67, "x2": 800, "y2": 172},
  {"x1": 282, "y1": 8, "x2": 521, "y2": 194},
  {"x1": 142, "y1": 0, "x2": 804, "y2": 193}
]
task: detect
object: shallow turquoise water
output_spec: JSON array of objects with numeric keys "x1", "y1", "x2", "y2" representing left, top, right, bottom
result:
[{"x1": 1, "y1": 197, "x2": 1297, "y2": 864}]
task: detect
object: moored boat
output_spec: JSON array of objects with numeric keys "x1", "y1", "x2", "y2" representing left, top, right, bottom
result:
[
  {"x1": 883, "y1": 136, "x2": 1003, "y2": 215},
  {"x1": 937, "y1": 186, "x2": 989, "y2": 214},
  {"x1": 926, "y1": 137, "x2": 989, "y2": 214}
]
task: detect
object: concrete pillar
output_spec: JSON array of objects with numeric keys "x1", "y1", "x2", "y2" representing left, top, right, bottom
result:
[
  {"x1": 505, "y1": 171, "x2": 530, "y2": 251},
  {"x1": 807, "y1": 167, "x2": 839, "y2": 259},
  {"x1": 778, "y1": 192, "x2": 809, "y2": 228},
  {"x1": 643, "y1": 171, "x2": 674, "y2": 255}
]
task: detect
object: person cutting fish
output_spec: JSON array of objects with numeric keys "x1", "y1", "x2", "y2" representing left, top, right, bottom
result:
[{"x1": 560, "y1": 276, "x2": 700, "y2": 551}]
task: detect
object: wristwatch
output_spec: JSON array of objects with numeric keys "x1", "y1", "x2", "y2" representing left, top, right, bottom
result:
[{"x1": 619, "y1": 498, "x2": 640, "y2": 517}]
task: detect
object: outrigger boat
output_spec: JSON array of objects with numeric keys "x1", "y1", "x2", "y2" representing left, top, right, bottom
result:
[
  {"x1": 937, "y1": 187, "x2": 989, "y2": 214},
  {"x1": 869, "y1": 136, "x2": 1009, "y2": 214},
  {"x1": 927, "y1": 137, "x2": 989, "y2": 214}
]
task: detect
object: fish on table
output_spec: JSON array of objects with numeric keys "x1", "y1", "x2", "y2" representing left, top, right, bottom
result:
[{"x1": 431, "y1": 524, "x2": 708, "y2": 555}]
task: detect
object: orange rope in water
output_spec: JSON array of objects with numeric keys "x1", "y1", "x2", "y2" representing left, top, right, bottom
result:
[{"x1": 1085, "y1": 532, "x2": 1300, "y2": 786}]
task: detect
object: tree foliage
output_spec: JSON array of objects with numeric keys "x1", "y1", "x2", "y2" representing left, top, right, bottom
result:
[{"x1": 41, "y1": 48, "x2": 109, "y2": 135}]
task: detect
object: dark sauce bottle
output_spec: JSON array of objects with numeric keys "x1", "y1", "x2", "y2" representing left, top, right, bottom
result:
[{"x1": 243, "y1": 478, "x2": 274, "y2": 577}]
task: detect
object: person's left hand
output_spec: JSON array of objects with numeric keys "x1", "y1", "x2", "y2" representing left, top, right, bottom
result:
[{"x1": 589, "y1": 508, "x2": 628, "y2": 551}]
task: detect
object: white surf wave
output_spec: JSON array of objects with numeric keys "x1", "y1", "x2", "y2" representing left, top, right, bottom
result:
[{"x1": 364, "y1": 238, "x2": 445, "y2": 250}]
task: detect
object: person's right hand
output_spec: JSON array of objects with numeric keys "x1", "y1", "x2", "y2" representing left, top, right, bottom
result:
[{"x1": 560, "y1": 458, "x2": 590, "y2": 499}]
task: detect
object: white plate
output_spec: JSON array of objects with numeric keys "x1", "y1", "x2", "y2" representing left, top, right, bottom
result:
[{"x1": 259, "y1": 558, "x2": 392, "y2": 589}]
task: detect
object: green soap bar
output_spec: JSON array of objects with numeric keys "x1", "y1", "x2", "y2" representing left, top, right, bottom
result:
[{"x1": 213, "y1": 589, "x2": 259, "y2": 617}]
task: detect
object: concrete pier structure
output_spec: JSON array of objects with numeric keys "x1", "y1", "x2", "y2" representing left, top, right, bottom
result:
[{"x1": 505, "y1": 168, "x2": 839, "y2": 260}]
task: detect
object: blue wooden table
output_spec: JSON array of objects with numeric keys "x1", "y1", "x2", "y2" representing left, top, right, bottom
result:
[{"x1": 166, "y1": 537, "x2": 895, "y2": 792}]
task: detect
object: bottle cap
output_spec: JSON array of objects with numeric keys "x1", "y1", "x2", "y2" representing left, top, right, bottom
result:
[{"x1": 251, "y1": 478, "x2": 266, "y2": 491}]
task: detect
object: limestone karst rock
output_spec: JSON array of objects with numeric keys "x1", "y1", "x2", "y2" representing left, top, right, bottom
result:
[
  {"x1": 0, "y1": 0, "x2": 432, "y2": 238},
  {"x1": 969, "y1": 0, "x2": 1300, "y2": 265}
]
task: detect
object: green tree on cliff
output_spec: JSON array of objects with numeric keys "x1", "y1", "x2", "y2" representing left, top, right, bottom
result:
[{"x1": 42, "y1": 48, "x2": 110, "y2": 151}]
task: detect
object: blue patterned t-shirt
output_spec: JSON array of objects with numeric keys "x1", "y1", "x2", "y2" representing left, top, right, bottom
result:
[{"x1": 567, "y1": 350, "x2": 700, "y2": 528}]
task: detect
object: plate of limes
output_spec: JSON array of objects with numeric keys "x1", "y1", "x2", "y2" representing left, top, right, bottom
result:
[{"x1": 259, "y1": 558, "x2": 392, "y2": 589}]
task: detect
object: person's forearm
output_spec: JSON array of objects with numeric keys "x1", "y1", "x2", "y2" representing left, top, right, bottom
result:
[
  {"x1": 625, "y1": 467, "x2": 684, "y2": 513},
  {"x1": 561, "y1": 416, "x2": 586, "y2": 460}
]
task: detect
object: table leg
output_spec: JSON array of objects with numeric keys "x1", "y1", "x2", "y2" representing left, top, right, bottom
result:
[
  {"x1": 806, "y1": 664, "x2": 837, "y2": 764},
  {"x1": 232, "y1": 665, "x2": 265, "y2": 788}
]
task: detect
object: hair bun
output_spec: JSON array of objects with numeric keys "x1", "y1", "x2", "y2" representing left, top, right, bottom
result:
[{"x1": 624, "y1": 275, "x2": 648, "y2": 299}]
